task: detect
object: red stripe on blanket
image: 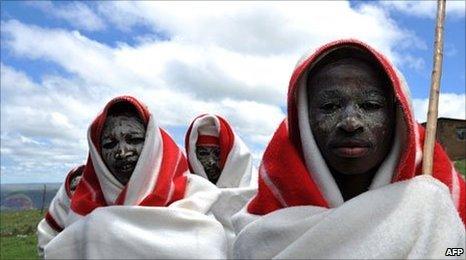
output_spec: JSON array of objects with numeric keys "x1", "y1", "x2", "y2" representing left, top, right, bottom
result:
[
  {"x1": 217, "y1": 116, "x2": 234, "y2": 169},
  {"x1": 45, "y1": 211, "x2": 63, "y2": 232},
  {"x1": 71, "y1": 157, "x2": 107, "y2": 215},
  {"x1": 248, "y1": 121, "x2": 328, "y2": 215},
  {"x1": 197, "y1": 135, "x2": 220, "y2": 146},
  {"x1": 140, "y1": 130, "x2": 188, "y2": 206}
]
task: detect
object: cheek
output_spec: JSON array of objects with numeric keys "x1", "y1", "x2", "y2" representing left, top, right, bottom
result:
[
  {"x1": 211, "y1": 153, "x2": 220, "y2": 165},
  {"x1": 310, "y1": 111, "x2": 339, "y2": 139},
  {"x1": 102, "y1": 149, "x2": 115, "y2": 163},
  {"x1": 362, "y1": 112, "x2": 392, "y2": 140},
  {"x1": 198, "y1": 156, "x2": 210, "y2": 167},
  {"x1": 197, "y1": 155, "x2": 206, "y2": 163}
]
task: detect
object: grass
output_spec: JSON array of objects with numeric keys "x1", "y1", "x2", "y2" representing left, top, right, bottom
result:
[
  {"x1": 1, "y1": 235, "x2": 38, "y2": 259},
  {"x1": 1, "y1": 209, "x2": 43, "y2": 259},
  {"x1": 454, "y1": 159, "x2": 466, "y2": 179},
  {"x1": 1, "y1": 210, "x2": 43, "y2": 237}
]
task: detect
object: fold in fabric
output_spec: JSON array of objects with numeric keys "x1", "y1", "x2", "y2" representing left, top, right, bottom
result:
[
  {"x1": 234, "y1": 176, "x2": 465, "y2": 259},
  {"x1": 45, "y1": 175, "x2": 227, "y2": 259}
]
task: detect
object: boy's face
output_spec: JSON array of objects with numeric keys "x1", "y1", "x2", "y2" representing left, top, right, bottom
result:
[
  {"x1": 307, "y1": 58, "x2": 395, "y2": 175},
  {"x1": 101, "y1": 114, "x2": 146, "y2": 185},
  {"x1": 70, "y1": 175, "x2": 82, "y2": 195},
  {"x1": 196, "y1": 145, "x2": 221, "y2": 184}
]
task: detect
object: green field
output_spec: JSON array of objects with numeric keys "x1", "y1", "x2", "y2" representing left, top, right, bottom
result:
[
  {"x1": 455, "y1": 159, "x2": 466, "y2": 178},
  {"x1": 1, "y1": 210, "x2": 42, "y2": 259}
]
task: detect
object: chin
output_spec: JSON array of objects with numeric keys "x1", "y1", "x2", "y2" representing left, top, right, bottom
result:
[
  {"x1": 325, "y1": 152, "x2": 373, "y2": 174},
  {"x1": 331, "y1": 161, "x2": 375, "y2": 176},
  {"x1": 335, "y1": 169, "x2": 370, "y2": 176},
  {"x1": 115, "y1": 171, "x2": 134, "y2": 182}
]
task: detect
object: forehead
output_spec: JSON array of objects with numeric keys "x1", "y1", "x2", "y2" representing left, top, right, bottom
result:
[
  {"x1": 102, "y1": 115, "x2": 145, "y2": 133},
  {"x1": 196, "y1": 145, "x2": 219, "y2": 152},
  {"x1": 314, "y1": 59, "x2": 378, "y2": 83},
  {"x1": 309, "y1": 58, "x2": 390, "y2": 96}
]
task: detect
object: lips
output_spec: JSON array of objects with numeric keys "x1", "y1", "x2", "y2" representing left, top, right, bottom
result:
[
  {"x1": 333, "y1": 147, "x2": 369, "y2": 158},
  {"x1": 330, "y1": 140, "x2": 371, "y2": 158}
]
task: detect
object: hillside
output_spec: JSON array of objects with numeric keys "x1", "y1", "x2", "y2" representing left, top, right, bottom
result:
[{"x1": 1, "y1": 183, "x2": 60, "y2": 211}]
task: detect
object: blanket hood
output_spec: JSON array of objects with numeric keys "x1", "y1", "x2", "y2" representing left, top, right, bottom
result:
[
  {"x1": 71, "y1": 96, "x2": 188, "y2": 217},
  {"x1": 185, "y1": 114, "x2": 255, "y2": 188}
]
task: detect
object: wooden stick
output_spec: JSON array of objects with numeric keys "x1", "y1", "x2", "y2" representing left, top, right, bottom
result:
[{"x1": 422, "y1": 0, "x2": 446, "y2": 175}]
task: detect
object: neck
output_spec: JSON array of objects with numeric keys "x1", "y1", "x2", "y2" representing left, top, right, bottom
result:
[{"x1": 331, "y1": 169, "x2": 376, "y2": 201}]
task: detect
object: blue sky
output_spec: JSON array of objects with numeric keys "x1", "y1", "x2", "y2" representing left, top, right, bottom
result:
[
  {"x1": 1, "y1": 1, "x2": 465, "y2": 184},
  {"x1": 351, "y1": 1, "x2": 465, "y2": 98}
]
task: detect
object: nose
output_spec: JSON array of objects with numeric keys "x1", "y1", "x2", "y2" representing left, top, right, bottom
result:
[
  {"x1": 114, "y1": 143, "x2": 132, "y2": 159},
  {"x1": 337, "y1": 106, "x2": 363, "y2": 134},
  {"x1": 207, "y1": 157, "x2": 218, "y2": 167}
]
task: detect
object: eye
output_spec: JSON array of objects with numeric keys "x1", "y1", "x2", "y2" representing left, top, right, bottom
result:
[
  {"x1": 198, "y1": 151, "x2": 209, "y2": 156},
  {"x1": 320, "y1": 103, "x2": 340, "y2": 112},
  {"x1": 127, "y1": 137, "x2": 144, "y2": 144},
  {"x1": 360, "y1": 102, "x2": 383, "y2": 111},
  {"x1": 102, "y1": 140, "x2": 117, "y2": 149}
]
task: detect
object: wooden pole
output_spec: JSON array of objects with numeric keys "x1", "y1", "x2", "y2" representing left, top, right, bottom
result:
[
  {"x1": 422, "y1": 0, "x2": 446, "y2": 175},
  {"x1": 40, "y1": 183, "x2": 47, "y2": 213}
]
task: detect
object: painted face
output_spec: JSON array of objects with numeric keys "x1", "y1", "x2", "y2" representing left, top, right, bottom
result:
[
  {"x1": 196, "y1": 145, "x2": 221, "y2": 184},
  {"x1": 69, "y1": 175, "x2": 82, "y2": 195},
  {"x1": 307, "y1": 58, "x2": 395, "y2": 175},
  {"x1": 101, "y1": 114, "x2": 146, "y2": 185}
]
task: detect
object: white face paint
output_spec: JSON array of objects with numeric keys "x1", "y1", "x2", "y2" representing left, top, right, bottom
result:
[
  {"x1": 70, "y1": 175, "x2": 82, "y2": 195},
  {"x1": 101, "y1": 115, "x2": 146, "y2": 185},
  {"x1": 196, "y1": 145, "x2": 221, "y2": 184}
]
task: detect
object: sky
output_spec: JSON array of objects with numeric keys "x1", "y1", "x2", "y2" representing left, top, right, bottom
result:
[{"x1": 1, "y1": 1, "x2": 465, "y2": 184}]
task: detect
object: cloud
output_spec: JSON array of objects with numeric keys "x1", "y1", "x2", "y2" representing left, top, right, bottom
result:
[
  {"x1": 0, "y1": 66, "x2": 89, "y2": 183},
  {"x1": 28, "y1": 1, "x2": 106, "y2": 31},
  {"x1": 95, "y1": 1, "x2": 426, "y2": 59},
  {"x1": 379, "y1": 1, "x2": 465, "y2": 19},
  {"x1": 1, "y1": 20, "x2": 140, "y2": 89},
  {"x1": 413, "y1": 93, "x2": 466, "y2": 123},
  {"x1": 398, "y1": 54, "x2": 426, "y2": 72},
  {"x1": 445, "y1": 43, "x2": 458, "y2": 57},
  {"x1": 0, "y1": 2, "x2": 449, "y2": 183}
]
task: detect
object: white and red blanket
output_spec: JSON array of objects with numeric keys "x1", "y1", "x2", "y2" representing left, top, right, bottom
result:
[{"x1": 233, "y1": 39, "x2": 466, "y2": 259}]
